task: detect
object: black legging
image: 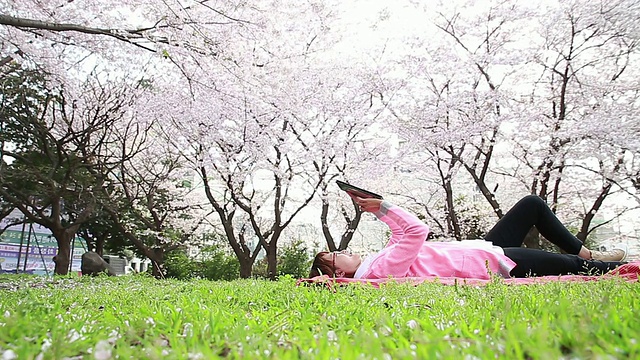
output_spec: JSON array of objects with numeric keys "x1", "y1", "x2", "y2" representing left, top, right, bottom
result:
[{"x1": 484, "y1": 195, "x2": 622, "y2": 277}]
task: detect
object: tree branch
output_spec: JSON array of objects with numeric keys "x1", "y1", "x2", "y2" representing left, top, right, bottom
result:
[{"x1": 0, "y1": 14, "x2": 163, "y2": 52}]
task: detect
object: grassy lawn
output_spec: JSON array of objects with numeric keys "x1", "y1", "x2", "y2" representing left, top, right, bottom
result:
[{"x1": 0, "y1": 274, "x2": 638, "y2": 359}]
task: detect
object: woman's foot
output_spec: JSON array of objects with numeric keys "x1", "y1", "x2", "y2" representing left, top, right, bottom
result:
[{"x1": 590, "y1": 244, "x2": 628, "y2": 262}]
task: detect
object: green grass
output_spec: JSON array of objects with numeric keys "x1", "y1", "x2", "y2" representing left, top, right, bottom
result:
[{"x1": 0, "y1": 275, "x2": 638, "y2": 359}]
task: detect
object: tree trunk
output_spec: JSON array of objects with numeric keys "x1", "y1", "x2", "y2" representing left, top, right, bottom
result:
[
  {"x1": 85, "y1": 232, "x2": 107, "y2": 256},
  {"x1": 239, "y1": 259, "x2": 252, "y2": 278},
  {"x1": 320, "y1": 199, "x2": 362, "y2": 251},
  {"x1": 320, "y1": 198, "x2": 337, "y2": 251},
  {"x1": 95, "y1": 235, "x2": 105, "y2": 257},
  {"x1": 443, "y1": 181, "x2": 461, "y2": 240},
  {"x1": 576, "y1": 184, "x2": 612, "y2": 242},
  {"x1": 52, "y1": 230, "x2": 74, "y2": 275},
  {"x1": 460, "y1": 162, "x2": 504, "y2": 220},
  {"x1": 227, "y1": 231, "x2": 257, "y2": 279},
  {"x1": 266, "y1": 242, "x2": 278, "y2": 280},
  {"x1": 338, "y1": 207, "x2": 361, "y2": 251},
  {"x1": 149, "y1": 247, "x2": 164, "y2": 278}
]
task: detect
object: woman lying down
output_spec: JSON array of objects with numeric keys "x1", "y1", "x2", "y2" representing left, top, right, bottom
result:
[{"x1": 310, "y1": 195, "x2": 628, "y2": 280}]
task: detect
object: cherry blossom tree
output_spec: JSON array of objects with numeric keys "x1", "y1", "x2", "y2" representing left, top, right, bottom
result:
[
  {"x1": 0, "y1": 67, "x2": 144, "y2": 274},
  {"x1": 505, "y1": 0, "x2": 640, "y2": 241},
  {"x1": 379, "y1": 0, "x2": 640, "y2": 244},
  {"x1": 150, "y1": 0, "x2": 387, "y2": 278},
  {"x1": 278, "y1": 56, "x2": 395, "y2": 252},
  {"x1": 375, "y1": 0, "x2": 530, "y2": 239},
  {"x1": 174, "y1": 96, "x2": 322, "y2": 279},
  {"x1": 4, "y1": 0, "x2": 379, "y2": 278},
  {"x1": 5, "y1": 0, "x2": 637, "y2": 273},
  {"x1": 0, "y1": 0, "x2": 257, "y2": 80},
  {"x1": 96, "y1": 135, "x2": 210, "y2": 278}
]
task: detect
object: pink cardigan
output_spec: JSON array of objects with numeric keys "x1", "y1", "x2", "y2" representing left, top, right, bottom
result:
[{"x1": 356, "y1": 202, "x2": 516, "y2": 280}]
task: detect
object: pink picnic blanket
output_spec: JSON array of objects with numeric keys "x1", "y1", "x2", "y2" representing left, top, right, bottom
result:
[{"x1": 297, "y1": 262, "x2": 640, "y2": 288}]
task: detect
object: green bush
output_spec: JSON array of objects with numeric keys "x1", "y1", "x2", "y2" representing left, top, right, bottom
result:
[
  {"x1": 164, "y1": 241, "x2": 310, "y2": 280},
  {"x1": 278, "y1": 240, "x2": 311, "y2": 278},
  {"x1": 251, "y1": 257, "x2": 269, "y2": 278},
  {"x1": 163, "y1": 249, "x2": 196, "y2": 280},
  {"x1": 164, "y1": 246, "x2": 241, "y2": 281},
  {"x1": 196, "y1": 246, "x2": 240, "y2": 281},
  {"x1": 251, "y1": 241, "x2": 311, "y2": 279}
]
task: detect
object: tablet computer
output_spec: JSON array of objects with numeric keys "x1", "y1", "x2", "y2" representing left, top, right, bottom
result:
[{"x1": 336, "y1": 180, "x2": 383, "y2": 199}]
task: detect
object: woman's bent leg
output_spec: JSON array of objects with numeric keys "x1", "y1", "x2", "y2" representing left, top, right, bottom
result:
[
  {"x1": 484, "y1": 195, "x2": 583, "y2": 254},
  {"x1": 504, "y1": 247, "x2": 622, "y2": 277}
]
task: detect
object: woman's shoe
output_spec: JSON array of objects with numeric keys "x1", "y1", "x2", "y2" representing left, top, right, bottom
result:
[{"x1": 591, "y1": 244, "x2": 628, "y2": 262}]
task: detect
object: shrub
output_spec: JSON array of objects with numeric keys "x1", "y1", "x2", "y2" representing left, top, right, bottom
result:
[
  {"x1": 251, "y1": 257, "x2": 269, "y2": 278},
  {"x1": 163, "y1": 249, "x2": 197, "y2": 280},
  {"x1": 278, "y1": 240, "x2": 311, "y2": 278},
  {"x1": 196, "y1": 246, "x2": 241, "y2": 281},
  {"x1": 164, "y1": 241, "x2": 311, "y2": 280},
  {"x1": 251, "y1": 241, "x2": 311, "y2": 279}
]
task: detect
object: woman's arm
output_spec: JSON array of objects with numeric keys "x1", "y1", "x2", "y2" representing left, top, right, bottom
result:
[
  {"x1": 352, "y1": 198, "x2": 402, "y2": 242},
  {"x1": 353, "y1": 198, "x2": 430, "y2": 277},
  {"x1": 375, "y1": 202, "x2": 404, "y2": 246},
  {"x1": 354, "y1": 198, "x2": 428, "y2": 247}
]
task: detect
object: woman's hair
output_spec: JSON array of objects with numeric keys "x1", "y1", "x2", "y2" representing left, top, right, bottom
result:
[{"x1": 309, "y1": 251, "x2": 333, "y2": 277}]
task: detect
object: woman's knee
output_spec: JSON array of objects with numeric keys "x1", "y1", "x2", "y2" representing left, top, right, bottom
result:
[
  {"x1": 522, "y1": 194, "x2": 543, "y2": 203},
  {"x1": 518, "y1": 195, "x2": 545, "y2": 208}
]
